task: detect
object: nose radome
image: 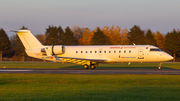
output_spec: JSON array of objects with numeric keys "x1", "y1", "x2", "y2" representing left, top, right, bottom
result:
[
  {"x1": 166, "y1": 54, "x2": 173, "y2": 61},
  {"x1": 169, "y1": 55, "x2": 173, "y2": 60}
]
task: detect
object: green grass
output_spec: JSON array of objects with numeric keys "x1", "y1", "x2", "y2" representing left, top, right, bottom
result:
[
  {"x1": 0, "y1": 74, "x2": 180, "y2": 101},
  {"x1": 0, "y1": 62, "x2": 180, "y2": 100},
  {"x1": 0, "y1": 62, "x2": 180, "y2": 69}
]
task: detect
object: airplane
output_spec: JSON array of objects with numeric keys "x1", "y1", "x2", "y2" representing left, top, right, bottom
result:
[{"x1": 11, "y1": 30, "x2": 173, "y2": 69}]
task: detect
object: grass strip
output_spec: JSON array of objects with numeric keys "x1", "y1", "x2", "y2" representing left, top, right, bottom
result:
[{"x1": 0, "y1": 74, "x2": 179, "y2": 101}]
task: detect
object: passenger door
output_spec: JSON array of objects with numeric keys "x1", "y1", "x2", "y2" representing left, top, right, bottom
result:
[{"x1": 138, "y1": 49, "x2": 144, "y2": 59}]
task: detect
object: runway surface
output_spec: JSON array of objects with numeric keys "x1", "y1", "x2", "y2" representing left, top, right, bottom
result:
[{"x1": 0, "y1": 68, "x2": 180, "y2": 75}]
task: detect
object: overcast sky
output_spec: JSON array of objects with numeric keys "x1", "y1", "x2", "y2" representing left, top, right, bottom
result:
[{"x1": 1, "y1": 0, "x2": 180, "y2": 36}]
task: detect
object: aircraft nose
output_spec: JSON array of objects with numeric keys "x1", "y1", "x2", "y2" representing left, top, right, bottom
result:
[
  {"x1": 169, "y1": 55, "x2": 173, "y2": 60},
  {"x1": 165, "y1": 54, "x2": 173, "y2": 61}
]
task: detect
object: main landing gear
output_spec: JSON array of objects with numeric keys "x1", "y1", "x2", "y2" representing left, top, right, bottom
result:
[
  {"x1": 90, "y1": 64, "x2": 96, "y2": 69},
  {"x1": 83, "y1": 64, "x2": 89, "y2": 69},
  {"x1": 158, "y1": 62, "x2": 162, "y2": 70},
  {"x1": 83, "y1": 64, "x2": 96, "y2": 69}
]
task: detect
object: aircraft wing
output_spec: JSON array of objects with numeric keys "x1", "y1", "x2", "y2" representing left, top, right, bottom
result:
[{"x1": 56, "y1": 56, "x2": 107, "y2": 65}]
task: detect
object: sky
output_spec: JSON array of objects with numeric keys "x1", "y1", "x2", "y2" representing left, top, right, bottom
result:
[{"x1": 0, "y1": 0, "x2": 180, "y2": 37}]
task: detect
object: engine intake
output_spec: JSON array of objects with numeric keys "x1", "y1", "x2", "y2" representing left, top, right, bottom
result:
[{"x1": 46, "y1": 45, "x2": 65, "y2": 55}]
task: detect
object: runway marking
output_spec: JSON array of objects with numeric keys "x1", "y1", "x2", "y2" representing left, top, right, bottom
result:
[{"x1": 0, "y1": 70, "x2": 32, "y2": 72}]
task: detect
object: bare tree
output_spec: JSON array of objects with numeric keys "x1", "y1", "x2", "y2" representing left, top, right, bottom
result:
[
  {"x1": 71, "y1": 25, "x2": 86, "y2": 44},
  {"x1": 36, "y1": 34, "x2": 46, "y2": 45}
]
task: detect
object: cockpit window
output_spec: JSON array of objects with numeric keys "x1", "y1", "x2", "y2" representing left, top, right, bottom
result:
[{"x1": 150, "y1": 48, "x2": 162, "y2": 51}]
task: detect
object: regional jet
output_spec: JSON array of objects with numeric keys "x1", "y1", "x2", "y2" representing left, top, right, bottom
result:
[{"x1": 12, "y1": 30, "x2": 173, "y2": 69}]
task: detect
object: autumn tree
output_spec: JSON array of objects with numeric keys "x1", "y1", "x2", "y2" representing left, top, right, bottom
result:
[
  {"x1": 127, "y1": 25, "x2": 145, "y2": 45},
  {"x1": 78, "y1": 28, "x2": 94, "y2": 45},
  {"x1": 71, "y1": 25, "x2": 86, "y2": 45},
  {"x1": 153, "y1": 31, "x2": 164, "y2": 49},
  {"x1": 121, "y1": 28, "x2": 129, "y2": 45},
  {"x1": 91, "y1": 27, "x2": 112, "y2": 45},
  {"x1": 164, "y1": 29, "x2": 180, "y2": 62},
  {"x1": 102, "y1": 26, "x2": 129, "y2": 45},
  {"x1": 79, "y1": 26, "x2": 129, "y2": 45},
  {"x1": 145, "y1": 29, "x2": 156, "y2": 45},
  {"x1": 0, "y1": 28, "x2": 11, "y2": 60},
  {"x1": 102, "y1": 26, "x2": 121, "y2": 45}
]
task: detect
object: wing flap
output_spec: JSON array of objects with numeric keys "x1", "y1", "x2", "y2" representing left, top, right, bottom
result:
[
  {"x1": 57, "y1": 56, "x2": 107, "y2": 62},
  {"x1": 57, "y1": 56, "x2": 107, "y2": 65}
]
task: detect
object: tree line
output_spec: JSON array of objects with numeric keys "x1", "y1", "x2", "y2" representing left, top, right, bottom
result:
[{"x1": 0, "y1": 25, "x2": 180, "y2": 61}]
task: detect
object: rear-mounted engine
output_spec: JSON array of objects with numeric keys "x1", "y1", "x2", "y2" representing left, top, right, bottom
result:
[{"x1": 46, "y1": 45, "x2": 65, "y2": 55}]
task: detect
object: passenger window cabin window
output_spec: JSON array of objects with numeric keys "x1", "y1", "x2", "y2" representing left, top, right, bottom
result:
[
  {"x1": 114, "y1": 51, "x2": 116, "y2": 53},
  {"x1": 95, "y1": 51, "x2": 97, "y2": 53},
  {"x1": 100, "y1": 51, "x2": 101, "y2": 53},
  {"x1": 90, "y1": 51, "x2": 92, "y2": 53},
  {"x1": 109, "y1": 51, "x2": 111, "y2": 53},
  {"x1": 104, "y1": 51, "x2": 106, "y2": 53},
  {"x1": 81, "y1": 51, "x2": 83, "y2": 53},
  {"x1": 124, "y1": 51, "x2": 126, "y2": 53},
  {"x1": 86, "y1": 51, "x2": 88, "y2": 53},
  {"x1": 119, "y1": 51, "x2": 121, "y2": 53},
  {"x1": 129, "y1": 50, "x2": 131, "y2": 53},
  {"x1": 76, "y1": 51, "x2": 78, "y2": 53}
]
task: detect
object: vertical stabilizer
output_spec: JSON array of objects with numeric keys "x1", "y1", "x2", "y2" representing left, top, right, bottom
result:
[{"x1": 16, "y1": 30, "x2": 43, "y2": 49}]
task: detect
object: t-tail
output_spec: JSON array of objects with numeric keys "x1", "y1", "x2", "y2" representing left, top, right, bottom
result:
[
  {"x1": 15, "y1": 30, "x2": 43, "y2": 49},
  {"x1": 13, "y1": 30, "x2": 64, "y2": 62}
]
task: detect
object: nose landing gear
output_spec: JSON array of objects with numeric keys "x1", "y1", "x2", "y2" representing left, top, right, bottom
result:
[{"x1": 158, "y1": 62, "x2": 162, "y2": 70}]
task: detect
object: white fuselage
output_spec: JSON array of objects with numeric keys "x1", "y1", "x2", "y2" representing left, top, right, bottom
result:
[
  {"x1": 52, "y1": 45, "x2": 172, "y2": 63},
  {"x1": 26, "y1": 45, "x2": 173, "y2": 63}
]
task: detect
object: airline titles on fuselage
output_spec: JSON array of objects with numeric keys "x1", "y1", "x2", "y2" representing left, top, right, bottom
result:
[{"x1": 110, "y1": 47, "x2": 136, "y2": 49}]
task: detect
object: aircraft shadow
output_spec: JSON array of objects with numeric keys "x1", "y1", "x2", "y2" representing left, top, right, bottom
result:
[{"x1": 59, "y1": 65, "x2": 172, "y2": 69}]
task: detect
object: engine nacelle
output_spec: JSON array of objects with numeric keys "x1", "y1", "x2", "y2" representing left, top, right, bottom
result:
[{"x1": 46, "y1": 45, "x2": 65, "y2": 55}]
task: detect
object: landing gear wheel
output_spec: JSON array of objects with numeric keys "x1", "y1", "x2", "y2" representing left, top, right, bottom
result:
[
  {"x1": 90, "y1": 64, "x2": 96, "y2": 69},
  {"x1": 158, "y1": 66, "x2": 162, "y2": 70},
  {"x1": 158, "y1": 62, "x2": 162, "y2": 70},
  {"x1": 83, "y1": 64, "x2": 89, "y2": 69}
]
